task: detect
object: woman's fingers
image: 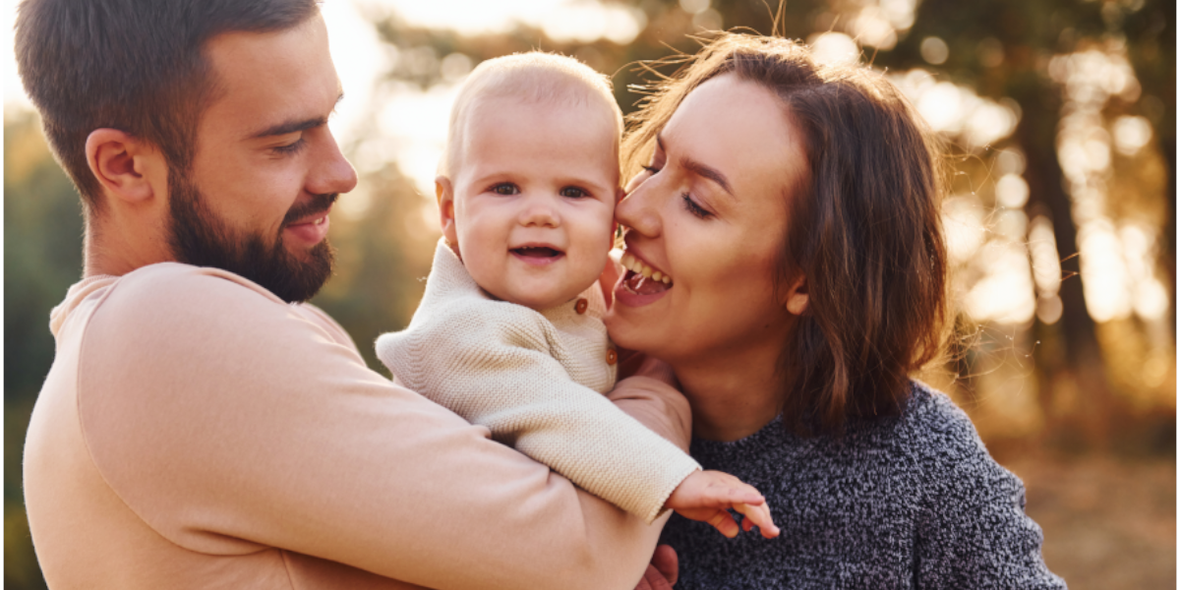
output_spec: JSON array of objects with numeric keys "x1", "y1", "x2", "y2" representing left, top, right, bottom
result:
[{"x1": 651, "y1": 544, "x2": 679, "y2": 586}]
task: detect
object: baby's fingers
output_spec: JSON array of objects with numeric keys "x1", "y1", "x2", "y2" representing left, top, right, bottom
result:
[
  {"x1": 735, "y1": 502, "x2": 780, "y2": 539},
  {"x1": 702, "y1": 482, "x2": 764, "y2": 508},
  {"x1": 707, "y1": 510, "x2": 740, "y2": 538}
]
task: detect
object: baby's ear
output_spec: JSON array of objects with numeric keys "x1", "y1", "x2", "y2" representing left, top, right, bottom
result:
[{"x1": 435, "y1": 175, "x2": 458, "y2": 247}]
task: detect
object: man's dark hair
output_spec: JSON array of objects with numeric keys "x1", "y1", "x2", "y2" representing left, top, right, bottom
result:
[{"x1": 15, "y1": 0, "x2": 320, "y2": 216}]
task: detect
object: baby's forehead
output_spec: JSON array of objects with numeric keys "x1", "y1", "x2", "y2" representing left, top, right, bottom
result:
[{"x1": 454, "y1": 93, "x2": 621, "y2": 178}]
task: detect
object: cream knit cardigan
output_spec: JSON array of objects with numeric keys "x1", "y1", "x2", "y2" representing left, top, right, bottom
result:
[{"x1": 377, "y1": 241, "x2": 700, "y2": 523}]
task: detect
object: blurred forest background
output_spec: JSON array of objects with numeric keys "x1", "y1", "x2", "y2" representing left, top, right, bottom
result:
[{"x1": 4, "y1": 0, "x2": 1175, "y2": 587}]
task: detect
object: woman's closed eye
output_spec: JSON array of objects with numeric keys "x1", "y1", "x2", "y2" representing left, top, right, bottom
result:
[{"x1": 682, "y1": 193, "x2": 713, "y2": 219}]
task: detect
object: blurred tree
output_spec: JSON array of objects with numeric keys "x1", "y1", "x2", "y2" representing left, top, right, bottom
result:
[
  {"x1": 365, "y1": 0, "x2": 1174, "y2": 451},
  {"x1": 5, "y1": 112, "x2": 80, "y2": 589},
  {"x1": 3, "y1": 0, "x2": 1173, "y2": 586}
]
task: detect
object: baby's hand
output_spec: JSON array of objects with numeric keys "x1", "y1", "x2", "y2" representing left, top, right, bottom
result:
[{"x1": 664, "y1": 470, "x2": 780, "y2": 539}]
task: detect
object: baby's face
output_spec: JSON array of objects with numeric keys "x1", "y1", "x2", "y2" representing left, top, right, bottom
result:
[{"x1": 443, "y1": 97, "x2": 619, "y2": 310}]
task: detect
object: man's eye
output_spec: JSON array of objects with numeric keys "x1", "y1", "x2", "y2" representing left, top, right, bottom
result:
[
  {"x1": 560, "y1": 187, "x2": 589, "y2": 199},
  {"x1": 273, "y1": 137, "x2": 306, "y2": 155},
  {"x1": 491, "y1": 183, "x2": 519, "y2": 195}
]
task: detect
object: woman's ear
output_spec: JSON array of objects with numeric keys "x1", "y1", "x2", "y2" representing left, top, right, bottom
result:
[
  {"x1": 435, "y1": 175, "x2": 458, "y2": 248},
  {"x1": 85, "y1": 129, "x2": 165, "y2": 206},
  {"x1": 783, "y1": 274, "x2": 809, "y2": 316}
]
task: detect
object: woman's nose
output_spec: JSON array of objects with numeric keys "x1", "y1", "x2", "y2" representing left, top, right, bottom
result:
[{"x1": 615, "y1": 176, "x2": 660, "y2": 237}]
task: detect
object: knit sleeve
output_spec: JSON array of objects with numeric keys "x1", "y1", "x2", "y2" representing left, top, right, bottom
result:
[
  {"x1": 377, "y1": 300, "x2": 699, "y2": 524},
  {"x1": 912, "y1": 396, "x2": 1067, "y2": 589}
]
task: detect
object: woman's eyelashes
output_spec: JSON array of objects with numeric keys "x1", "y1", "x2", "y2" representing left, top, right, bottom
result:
[
  {"x1": 640, "y1": 155, "x2": 713, "y2": 219},
  {"x1": 681, "y1": 193, "x2": 713, "y2": 219}
]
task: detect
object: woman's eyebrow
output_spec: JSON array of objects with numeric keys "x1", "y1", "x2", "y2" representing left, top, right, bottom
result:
[{"x1": 657, "y1": 131, "x2": 734, "y2": 196}]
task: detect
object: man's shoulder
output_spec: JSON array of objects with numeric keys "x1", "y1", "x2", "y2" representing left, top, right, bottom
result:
[
  {"x1": 83, "y1": 262, "x2": 350, "y2": 353},
  {"x1": 109, "y1": 262, "x2": 285, "y2": 309}
]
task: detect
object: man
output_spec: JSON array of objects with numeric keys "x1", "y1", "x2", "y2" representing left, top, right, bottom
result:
[{"x1": 16, "y1": 1, "x2": 684, "y2": 587}]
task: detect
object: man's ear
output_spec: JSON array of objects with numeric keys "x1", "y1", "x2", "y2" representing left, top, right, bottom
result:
[
  {"x1": 782, "y1": 273, "x2": 809, "y2": 316},
  {"x1": 435, "y1": 175, "x2": 458, "y2": 247},
  {"x1": 85, "y1": 129, "x2": 166, "y2": 206}
]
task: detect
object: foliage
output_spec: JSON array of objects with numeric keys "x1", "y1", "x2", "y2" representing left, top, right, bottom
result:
[{"x1": 3, "y1": 0, "x2": 1173, "y2": 587}]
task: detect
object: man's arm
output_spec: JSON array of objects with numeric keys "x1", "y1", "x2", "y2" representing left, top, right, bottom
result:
[{"x1": 76, "y1": 266, "x2": 682, "y2": 590}]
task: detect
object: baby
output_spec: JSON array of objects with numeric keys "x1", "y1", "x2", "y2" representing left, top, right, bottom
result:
[{"x1": 377, "y1": 52, "x2": 778, "y2": 537}]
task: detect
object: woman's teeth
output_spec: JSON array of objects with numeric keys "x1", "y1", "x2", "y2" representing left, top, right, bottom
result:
[{"x1": 620, "y1": 251, "x2": 672, "y2": 284}]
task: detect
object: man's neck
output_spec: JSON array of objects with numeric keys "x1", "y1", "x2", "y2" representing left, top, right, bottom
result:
[
  {"x1": 671, "y1": 343, "x2": 786, "y2": 443},
  {"x1": 83, "y1": 219, "x2": 175, "y2": 277}
]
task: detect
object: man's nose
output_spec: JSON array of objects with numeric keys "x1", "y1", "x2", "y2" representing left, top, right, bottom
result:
[{"x1": 306, "y1": 126, "x2": 358, "y2": 196}]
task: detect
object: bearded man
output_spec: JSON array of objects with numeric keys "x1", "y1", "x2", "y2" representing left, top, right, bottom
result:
[{"x1": 16, "y1": 1, "x2": 685, "y2": 588}]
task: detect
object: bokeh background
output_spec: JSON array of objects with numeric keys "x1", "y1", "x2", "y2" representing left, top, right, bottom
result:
[{"x1": 4, "y1": 0, "x2": 1175, "y2": 587}]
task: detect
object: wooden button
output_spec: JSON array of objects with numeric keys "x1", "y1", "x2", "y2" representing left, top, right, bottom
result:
[
  {"x1": 606, "y1": 348, "x2": 618, "y2": 365},
  {"x1": 575, "y1": 298, "x2": 588, "y2": 314}
]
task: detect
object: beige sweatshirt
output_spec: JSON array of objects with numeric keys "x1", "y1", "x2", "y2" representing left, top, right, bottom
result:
[
  {"x1": 23, "y1": 262, "x2": 685, "y2": 590},
  {"x1": 376, "y1": 242, "x2": 700, "y2": 524}
]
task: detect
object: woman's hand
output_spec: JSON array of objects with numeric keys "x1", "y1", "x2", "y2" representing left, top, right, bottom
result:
[
  {"x1": 607, "y1": 371, "x2": 692, "y2": 452},
  {"x1": 664, "y1": 470, "x2": 781, "y2": 539},
  {"x1": 633, "y1": 545, "x2": 678, "y2": 590}
]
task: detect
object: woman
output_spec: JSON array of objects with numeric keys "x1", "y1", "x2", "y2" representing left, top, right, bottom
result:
[{"x1": 605, "y1": 34, "x2": 1065, "y2": 588}]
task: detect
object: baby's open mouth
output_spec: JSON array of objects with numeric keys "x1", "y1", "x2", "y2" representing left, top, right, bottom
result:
[
  {"x1": 620, "y1": 251, "x2": 673, "y2": 295},
  {"x1": 512, "y1": 246, "x2": 563, "y2": 258}
]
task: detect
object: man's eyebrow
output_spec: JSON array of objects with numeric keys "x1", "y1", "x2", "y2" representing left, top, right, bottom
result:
[
  {"x1": 656, "y1": 131, "x2": 734, "y2": 197},
  {"x1": 249, "y1": 93, "x2": 345, "y2": 139}
]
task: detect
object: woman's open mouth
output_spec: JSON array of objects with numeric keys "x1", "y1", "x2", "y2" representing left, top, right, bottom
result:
[{"x1": 619, "y1": 251, "x2": 673, "y2": 295}]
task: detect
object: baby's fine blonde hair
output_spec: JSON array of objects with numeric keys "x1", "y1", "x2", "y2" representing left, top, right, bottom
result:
[{"x1": 440, "y1": 51, "x2": 624, "y2": 179}]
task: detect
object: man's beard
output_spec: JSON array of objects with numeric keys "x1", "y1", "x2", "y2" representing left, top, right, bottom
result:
[{"x1": 166, "y1": 172, "x2": 337, "y2": 303}]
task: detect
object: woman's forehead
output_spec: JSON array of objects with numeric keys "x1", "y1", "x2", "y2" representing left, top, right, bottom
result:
[{"x1": 661, "y1": 74, "x2": 807, "y2": 203}]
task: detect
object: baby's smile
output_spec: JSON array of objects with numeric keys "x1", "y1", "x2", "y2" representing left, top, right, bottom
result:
[{"x1": 511, "y1": 244, "x2": 565, "y2": 265}]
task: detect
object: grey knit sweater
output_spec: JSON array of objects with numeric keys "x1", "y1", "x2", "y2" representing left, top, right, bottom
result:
[{"x1": 660, "y1": 382, "x2": 1067, "y2": 589}]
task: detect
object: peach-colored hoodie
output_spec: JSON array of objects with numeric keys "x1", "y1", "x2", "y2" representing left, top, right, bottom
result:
[{"x1": 23, "y1": 263, "x2": 679, "y2": 589}]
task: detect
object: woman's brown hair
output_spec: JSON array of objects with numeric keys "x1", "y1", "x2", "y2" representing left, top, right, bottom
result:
[{"x1": 622, "y1": 34, "x2": 949, "y2": 436}]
